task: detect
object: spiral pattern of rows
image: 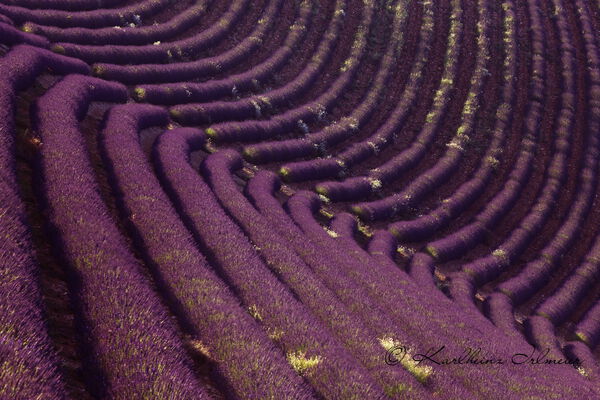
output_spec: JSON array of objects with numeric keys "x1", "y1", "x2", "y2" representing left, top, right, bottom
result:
[{"x1": 1, "y1": 0, "x2": 599, "y2": 399}]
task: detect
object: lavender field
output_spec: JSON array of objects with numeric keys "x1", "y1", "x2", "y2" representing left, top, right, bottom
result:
[{"x1": 1, "y1": 0, "x2": 599, "y2": 398}]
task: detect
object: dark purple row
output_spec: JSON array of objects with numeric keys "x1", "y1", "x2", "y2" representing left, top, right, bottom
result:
[
  {"x1": 1, "y1": 21, "x2": 50, "y2": 48},
  {"x1": 0, "y1": 0, "x2": 170, "y2": 28},
  {"x1": 1, "y1": 0, "x2": 124, "y2": 11},
  {"x1": 54, "y1": 0, "x2": 248, "y2": 64},
  {"x1": 275, "y1": 178, "x2": 595, "y2": 397},
  {"x1": 23, "y1": 1, "x2": 211, "y2": 46},
  {"x1": 456, "y1": 0, "x2": 575, "y2": 288},
  {"x1": 0, "y1": 45, "x2": 88, "y2": 400}
]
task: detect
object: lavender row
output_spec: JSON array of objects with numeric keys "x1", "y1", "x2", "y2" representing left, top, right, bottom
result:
[
  {"x1": 0, "y1": 0, "x2": 170, "y2": 28},
  {"x1": 2, "y1": 0, "x2": 124, "y2": 11},
  {"x1": 93, "y1": 0, "x2": 279, "y2": 84},
  {"x1": 245, "y1": 172, "x2": 466, "y2": 397},
  {"x1": 0, "y1": 45, "x2": 88, "y2": 400},
  {"x1": 282, "y1": 192, "x2": 551, "y2": 398},
  {"x1": 359, "y1": 221, "x2": 598, "y2": 396},
  {"x1": 246, "y1": 168, "x2": 570, "y2": 398},
  {"x1": 563, "y1": 340, "x2": 599, "y2": 380},
  {"x1": 23, "y1": 0, "x2": 210, "y2": 46},
  {"x1": 280, "y1": 191, "x2": 498, "y2": 398},
  {"x1": 135, "y1": 0, "x2": 313, "y2": 104},
  {"x1": 54, "y1": 0, "x2": 249, "y2": 64},
  {"x1": 530, "y1": 0, "x2": 600, "y2": 328},
  {"x1": 170, "y1": 0, "x2": 346, "y2": 125},
  {"x1": 0, "y1": 21, "x2": 50, "y2": 48},
  {"x1": 247, "y1": 0, "x2": 425, "y2": 172},
  {"x1": 574, "y1": 299, "x2": 600, "y2": 352},
  {"x1": 35, "y1": 75, "x2": 210, "y2": 399},
  {"x1": 494, "y1": 0, "x2": 600, "y2": 354}
]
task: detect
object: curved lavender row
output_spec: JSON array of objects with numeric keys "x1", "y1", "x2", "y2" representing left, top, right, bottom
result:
[
  {"x1": 267, "y1": 1, "x2": 410, "y2": 180},
  {"x1": 566, "y1": 302, "x2": 600, "y2": 379},
  {"x1": 23, "y1": 1, "x2": 210, "y2": 46},
  {"x1": 170, "y1": 0, "x2": 346, "y2": 126},
  {"x1": 0, "y1": 45, "x2": 89, "y2": 187},
  {"x1": 389, "y1": 0, "x2": 516, "y2": 239},
  {"x1": 0, "y1": 12, "x2": 11, "y2": 24},
  {"x1": 55, "y1": 0, "x2": 248, "y2": 64},
  {"x1": 423, "y1": 0, "x2": 546, "y2": 265},
  {"x1": 94, "y1": 0, "x2": 279, "y2": 84},
  {"x1": 245, "y1": 0, "x2": 430, "y2": 167},
  {"x1": 574, "y1": 299, "x2": 600, "y2": 349},
  {"x1": 200, "y1": 0, "x2": 374, "y2": 143},
  {"x1": 0, "y1": 21, "x2": 50, "y2": 48},
  {"x1": 136, "y1": 0, "x2": 312, "y2": 105},
  {"x1": 1, "y1": 0, "x2": 124, "y2": 11},
  {"x1": 407, "y1": 252, "x2": 490, "y2": 332},
  {"x1": 35, "y1": 75, "x2": 210, "y2": 399},
  {"x1": 352, "y1": 0, "x2": 490, "y2": 221},
  {"x1": 202, "y1": 150, "x2": 425, "y2": 399},
  {"x1": 152, "y1": 128, "x2": 392, "y2": 400},
  {"x1": 563, "y1": 340, "x2": 599, "y2": 380},
  {"x1": 350, "y1": 229, "x2": 598, "y2": 397},
  {"x1": 99, "y1": 105, "x2": 312, "y2": 400},
  {"x1": 525, "y1": 312, "x2": 598, "y2": 387},
  {"x1": 452, "y1": 0, "x2": 575, "y2": 287},
  {"x1": 329, "y1": 214, "x2": 563, "y2": 391},
  {"x1": 496, "y1": 0, "x2": 600, "y2": 308},
  {"x1": 367, "y1": 229, "x2": 398, "y2": 261},
  {"x1": 482, "y1": 292, "x2": 520, "y2": 336},
  {"x1": 245, "y1": 173, "x2": 460, "y2": 397},
  {"x1": 435, "y1": 0, "x2": 596, "y2": 369},
  {"x1": 0, "y1": 0, "x2": 170, "y2": 28},
  {"x1": 0, "y1": 45, "x2": 88, "y2": 400},
  {"x1": 282, "y1": 189, "x2": 597, "y2": 398},
  {"x1": 408, "y1": 252, "x2": 520, "y2": 345},
  {"x1": 311, "y1": 0, "x2": 462, "y2": 200},
  {"x1": 523, "y1": 316, "x2": 570, "y2": 365}
]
